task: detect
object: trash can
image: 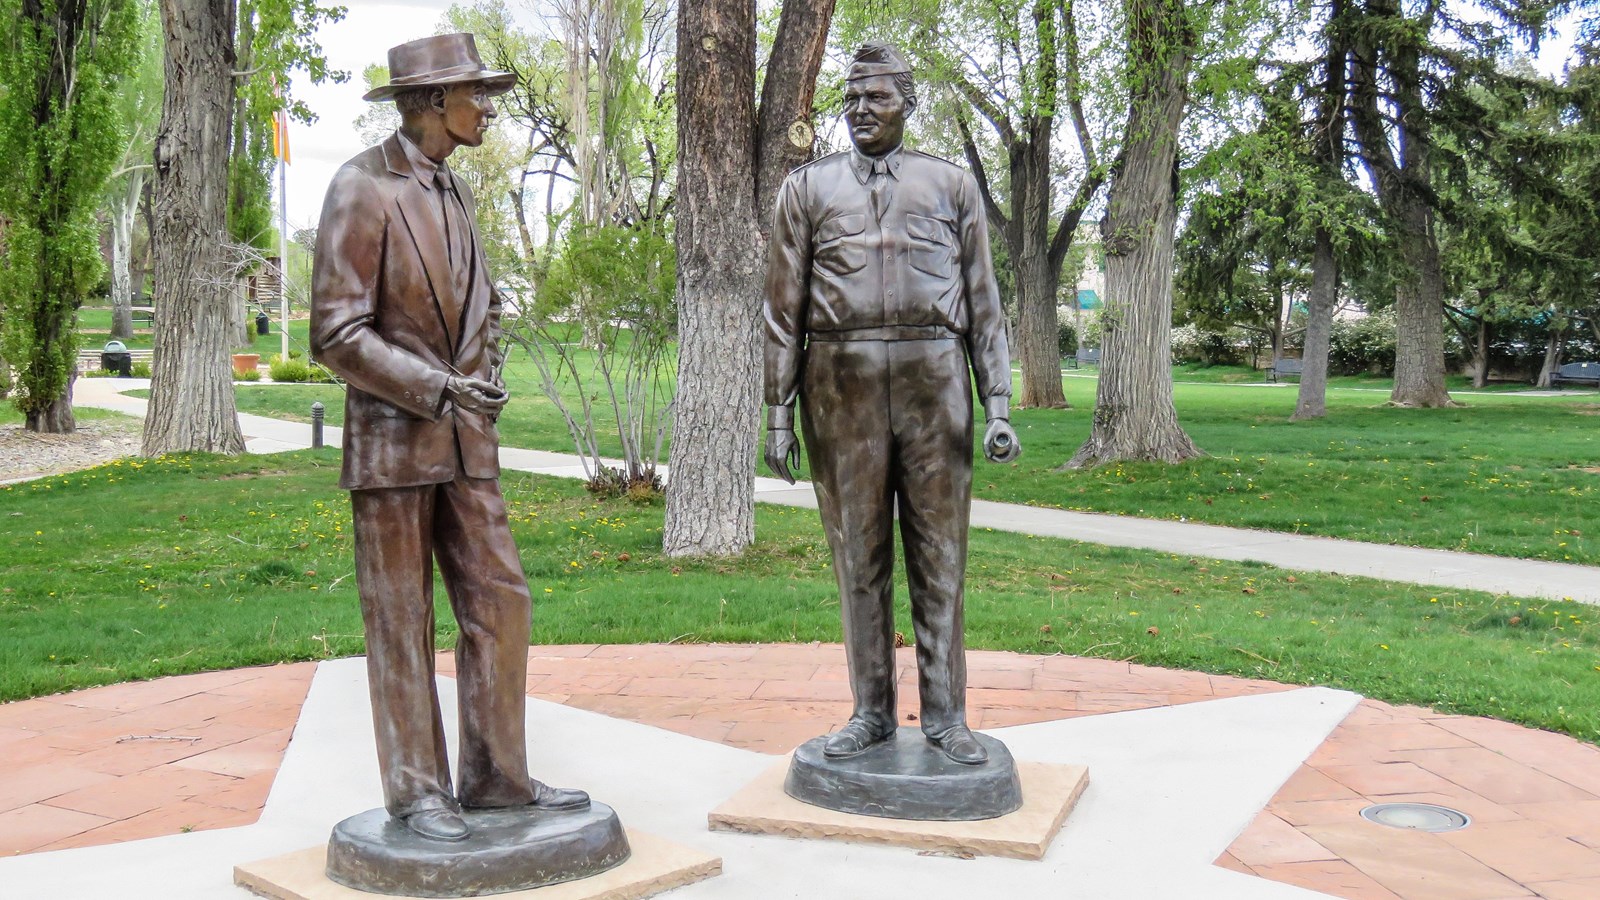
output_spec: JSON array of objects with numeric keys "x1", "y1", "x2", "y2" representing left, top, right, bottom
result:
[
  {"x1": 256, "y1": 311, "x2": 270, "y2": 335},
  {"x1": 101, "y1": 340, "x2": 132, "y2": 377}
]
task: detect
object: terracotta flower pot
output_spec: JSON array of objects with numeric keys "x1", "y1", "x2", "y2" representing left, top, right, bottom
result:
[{"x1": 231, "y1": 353, "x2": 261, "y2": 376}]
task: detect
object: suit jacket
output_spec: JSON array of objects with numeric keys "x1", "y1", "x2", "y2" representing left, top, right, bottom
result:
[
  {"x1": 311, "y1": 132, "x2": 502, "y2": 491},
  {"x1": 763, "y1": 147, "x2": 1011, "y2": 416}
]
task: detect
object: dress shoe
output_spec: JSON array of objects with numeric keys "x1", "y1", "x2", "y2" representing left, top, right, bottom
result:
[
  {"x1": 822, "y1": 720, "x2": 893, "y2": 759},
  {"x1": 929, "y1": 725, "x2": 988, "y2": 765},
  {"x1": 404, "y1": 808, "x2": 470, "y2": 841},
  {"x1": 531, "y1": 780, "x2": 590, "y2": 811}
]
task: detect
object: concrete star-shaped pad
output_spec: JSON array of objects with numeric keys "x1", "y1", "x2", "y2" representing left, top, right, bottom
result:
[{"x1": 0, "y1": 658, "x2": 1358, "y2": 899}]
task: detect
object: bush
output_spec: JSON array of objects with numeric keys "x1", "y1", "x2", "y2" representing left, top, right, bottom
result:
[
  {"x1": 1171, "y1": 324, "x2": 1248, "y2": 366},
  {"x1": 1057, "y1": 319, "x2": 1078, "y2": 358},
  {"x1": 268, "y1": 355, "x2": 337, "y2": 384},
  {"x1": 131, "y1": 362, "x2": 151, "y2": 379},
  {"x1": 234, "y1": 368, "x2": 262, "y2": 382},
  {"x1": 1328, "y1": 309, "x2": 1397, "y2": 375}
]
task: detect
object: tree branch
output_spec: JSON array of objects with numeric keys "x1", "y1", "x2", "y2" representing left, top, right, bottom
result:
[{"x1": 955, "y1": 112, "x2": 1010, "y2": 235}]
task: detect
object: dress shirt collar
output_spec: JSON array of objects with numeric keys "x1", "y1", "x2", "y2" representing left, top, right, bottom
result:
[
  {"x1": 396, "y1": 129, "x2": 444, "y2": 190},
  {"x1": 850, "y1": 145, "x2": 904, "y2": 185}
]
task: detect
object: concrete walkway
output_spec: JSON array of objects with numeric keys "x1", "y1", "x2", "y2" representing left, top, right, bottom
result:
[
  {"x1": 4, "y1": 646, "x2": 1600, "y2": 899},
  {"x1": 73, "y1": 377, "x2": 1600, "y2": 606}
]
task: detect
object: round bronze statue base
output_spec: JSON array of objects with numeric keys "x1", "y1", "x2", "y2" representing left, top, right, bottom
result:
[
  {"x1": 784, "y1": 727, "x2": 1023, "y2": 821},
  {"x1": 325, "y1": 803, "x2": 630, "y2": 898}
]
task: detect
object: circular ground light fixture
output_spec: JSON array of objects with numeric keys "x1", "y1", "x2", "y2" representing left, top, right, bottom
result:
[{"x1": 1359, "y1": 802, "x2": 1471, "y2": 833}]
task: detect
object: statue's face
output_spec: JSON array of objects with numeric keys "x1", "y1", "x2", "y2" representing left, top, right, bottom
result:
[
  {"x1": 844, "y1": 75, "x2": 909, "y2": 157},
  {"x1": 442, "y1": 83, "x2": 497, "y2": 149}
]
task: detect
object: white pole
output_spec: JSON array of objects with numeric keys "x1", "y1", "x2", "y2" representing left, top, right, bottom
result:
[{"x1": 279, "y1": 155, "x2": 290, "y2": 363}]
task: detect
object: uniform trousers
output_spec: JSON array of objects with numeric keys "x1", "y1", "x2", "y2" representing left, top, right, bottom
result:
[
  {"x1": 799, "y1": 336, "x2": 974, "y2": 739},
  {"x1": 350, "y1": 472, "x2": 537, "y2": 818}
]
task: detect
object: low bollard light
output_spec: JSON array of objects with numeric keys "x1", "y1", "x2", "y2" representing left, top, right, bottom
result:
[{"x1": 311, "y1": 401, "x2": 325, "y2": 449}]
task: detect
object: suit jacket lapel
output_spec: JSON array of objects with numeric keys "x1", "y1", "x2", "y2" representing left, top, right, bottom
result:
[
  {"x1": 384, "y1": 135, "x2": 459, "y2": 352},
  {"x1": 455, "y1": 183, "x2": 491, "y2": 355}
]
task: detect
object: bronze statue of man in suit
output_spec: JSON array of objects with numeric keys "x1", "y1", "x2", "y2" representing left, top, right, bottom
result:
[
  {"x1": 763, "y1": 42, "x2": 1021, "y2": 766},
  {"x1": 311, "y1": 33, "x2": 586, "y2": 843}
]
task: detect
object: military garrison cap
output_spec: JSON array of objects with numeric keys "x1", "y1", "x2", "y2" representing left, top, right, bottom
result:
[{"x1": 846, "y1": 41, "x2": 912, "y2": 81}]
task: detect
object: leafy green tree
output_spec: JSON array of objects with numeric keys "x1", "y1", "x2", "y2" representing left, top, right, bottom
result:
[
  {"x1": 104, "y1": 2, "x2": 162, "y2": 340},
  {"x1": 1344, "y1": 0, "x2": 1555, "y2": 407},
  {"x1": 0, "y1": 0, "x2": 140, "y2": 433},
  {"x1": 229, "y1": 0, "x2": 345, "y2": 250},
  {"x1": 1067, "y1": 0, "x2": 1202, "y2": 466}
]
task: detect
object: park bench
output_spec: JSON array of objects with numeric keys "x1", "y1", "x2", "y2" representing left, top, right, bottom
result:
[
  {"x1": 1072, "y1": 347, "x2": 1101, "y2": 368},
  {"x1": 1268, "y1": 357, "x2": 1304, "y2": 383},
  {"x1": 131, "y1": 306, "x2": 155, "y2": 327},
  {"x1": 1551, "y1": 361, "x2": 1600, "y2": 389}
]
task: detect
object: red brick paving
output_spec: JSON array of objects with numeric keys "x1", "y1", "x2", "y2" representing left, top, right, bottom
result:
[
  {"x1": 1221, "y1": 699, "x2": 1600, "y2": 899},
  {"x1": 1, "y1": 645, "x2": 1597, "y2": 900}
]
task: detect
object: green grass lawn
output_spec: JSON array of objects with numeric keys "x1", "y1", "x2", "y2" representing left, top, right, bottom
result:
[
  {"x1": 222, "y1": 352, "x2": 1600, "y2": 566},
  {"x1": 1, "y1": 451, "x2": 1596, "y2": 744},
  {"x1": 1166, "y1": 363, "x2": 1543, "y2": 393},
  {"x1": 74, "y1": 309, "x2": 311, "y2": 354}
]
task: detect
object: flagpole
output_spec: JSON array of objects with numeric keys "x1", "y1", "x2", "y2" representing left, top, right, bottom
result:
[{"x1": 278, "y1": 134, "x2": 290, "y2": 363}]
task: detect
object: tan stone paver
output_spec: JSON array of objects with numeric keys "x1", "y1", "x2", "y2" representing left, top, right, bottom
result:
[{"x1": 3, "y1": 644, "x2": 1598, "y2": 900}]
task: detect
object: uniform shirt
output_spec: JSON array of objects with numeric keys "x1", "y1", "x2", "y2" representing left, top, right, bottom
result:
[{"x1": 763, "y1": 146, "x2": 1011, "y2": 419}]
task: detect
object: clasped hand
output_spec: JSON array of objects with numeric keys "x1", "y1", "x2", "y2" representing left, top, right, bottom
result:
[{"x1": 445, "y1": 374, "x2": 508, "y2": 417}]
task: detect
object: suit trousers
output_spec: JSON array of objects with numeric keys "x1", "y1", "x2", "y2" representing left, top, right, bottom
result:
[
  {"x1": 350, "y1": 473, "x2": 537, "y2": 818},
  {"x1": 800, "y1": 337, "x2": 973, "y2": 739}
]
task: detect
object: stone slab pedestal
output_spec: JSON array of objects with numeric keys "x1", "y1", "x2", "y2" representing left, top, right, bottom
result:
[
  {"x1": 709, "y1": 758, "x2": 1088, "y2": 861},
  {"x1": 785, "y1": 727, "x2": 1022, "y2": 821},
  {"x1": 235, "y1": 830, "x2": 721, "y2": 900}
]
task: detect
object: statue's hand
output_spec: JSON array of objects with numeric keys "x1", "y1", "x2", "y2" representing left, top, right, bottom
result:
[
  {"x1": 445, "y1": 375, "x2": 509, "y2": 417},
  {"x1": 983, "y1": 418, "x2": 1020, "y2": 463},
  {"x1": 765, "y1": 428, "x2": 800, "y2": 485}
]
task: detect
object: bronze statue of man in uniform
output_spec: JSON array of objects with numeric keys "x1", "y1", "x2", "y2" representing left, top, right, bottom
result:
[
  {"x1": 311, "y1": 34, "x2": 588, "y2": 843},
  {"x1": 764, "y1": 41, "x2": 1020, "y2": 767}
]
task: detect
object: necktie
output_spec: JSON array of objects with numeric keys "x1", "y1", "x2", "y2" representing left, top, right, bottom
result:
[
  {"x1": 870, "y1": 158, "x2": 892, "y2": 222},
  {"x1": 433, "y1": 165, "x2": 473, "y2": 325}
]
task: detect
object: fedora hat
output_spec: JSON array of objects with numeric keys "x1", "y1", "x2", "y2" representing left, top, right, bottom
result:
[{"x1": 363, "y1": 33, "x2": 516, "y2": 102}]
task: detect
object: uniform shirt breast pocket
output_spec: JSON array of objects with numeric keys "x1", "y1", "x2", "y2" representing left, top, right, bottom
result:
[
  {"x1": 813, "y1": 214, "x2": 868, "y2": 275},
  {"x1": 906, "y1": 214, "x2": 957, "y2": 280}
]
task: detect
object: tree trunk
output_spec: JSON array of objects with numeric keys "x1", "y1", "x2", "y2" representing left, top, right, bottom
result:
[
  {"x1": 1014, "y1": 235, "x2": 1066, "y2": 408},
  {"x1": 143, "y1": 0, "x2": 244, "y2": 456},
  {"x1": 1471, "y1": 317, "x2": 1489, "y2": 388},
  {"x1": 663, "y1": 0, "x2": 835, "y2": 557},
  {"x1": 1389, "y1": 196, "x2": 1453, "y2": 406},
  {"x1": 1066, "y1": 0, "x2": 1200, "y2": 468},
  {"x1": 663, "y1": 0, "x2": 762, "y2": 557},
  {"x1": 1012, "y1": 143, "x2": 1068, "y2": 409},
  {"x1": 232, "y1": 276, "x2": 251, "y2": 348},
  {"x1": 1536, "y1": 322, "x2": 1564, "y2": 389},
  {"x1": 753, "y1": 0, "x2": 836, "y2": 219},
  {"x1": 26, "y1": 369, "x2": 76, "y2": 433},
  {"x1": 109, "y1": 170, "x2": 144, "y2": 340},
  {"x1": 1293, "y1": 229, "x2": 1337, "y2": 420}
]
